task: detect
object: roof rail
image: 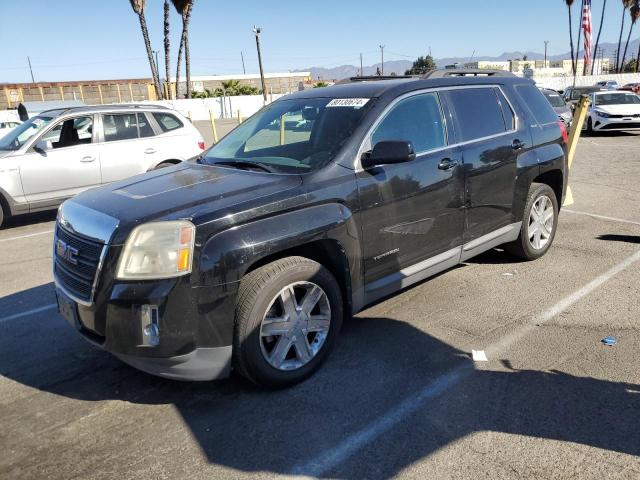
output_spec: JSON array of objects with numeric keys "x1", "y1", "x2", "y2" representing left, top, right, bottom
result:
[
  {"x1": 335, "y1": 75, "x2": 414, "y2": 84},
  {"x1": 422, "y1": 69, "x2": 516, "y2": 79}
]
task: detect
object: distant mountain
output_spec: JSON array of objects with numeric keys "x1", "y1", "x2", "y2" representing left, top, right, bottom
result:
[{"x1": 303, "y1": 40, "x2": 640, "y2": 81}]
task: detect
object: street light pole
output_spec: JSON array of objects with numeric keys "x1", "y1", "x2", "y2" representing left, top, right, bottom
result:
[
  {"x1": 544, "y1": 41, "x2": 549, "y2": 66},
  {"x1": 27, "y1": 56, "x2": 35, "y2": 83},
  {"x1": 253, "y1": 26, "x2": 268, "y2": 103},
  {"x1": 241, "y1": 51, "x2": 246, "y2": 75},
  {"x1": 379, "y1": 45, "x2": 385, "y2": 75}
]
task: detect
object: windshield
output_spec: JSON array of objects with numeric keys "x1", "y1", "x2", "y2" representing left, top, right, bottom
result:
[
  {"x1": 0, "y1": 115, "x2": 55, "y2": 151},
  {"x1": 595, "y1": 93, "x2": 640, "y2": 106},
  {"x1": 544, "y1": 92, "x2": 566, "y2": 108},
  {"x1": 202, "y1": 97, "x2": 373, "y2": 173}
]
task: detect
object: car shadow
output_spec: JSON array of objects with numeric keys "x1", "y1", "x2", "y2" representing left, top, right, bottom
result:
[
  {"x1": 1, "y1": 210, "x2": 57, "y2": 229},
  {"x1": 1, "y1": 284, "x2": 639, "y2": 478},
  {"x1": 597, "y1": 234, "x2": 640, "y2": 244}
]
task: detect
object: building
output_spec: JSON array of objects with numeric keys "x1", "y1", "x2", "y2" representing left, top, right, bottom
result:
[
  {"x1": 548, "y1": 58, "x2": 610, "y2": 75},
  {"x1": 463, "y1": 61, "x2": 510, "y2": 71},
  {"x1": 173, "y1": 72, "x2": 312, "y2": 97}
]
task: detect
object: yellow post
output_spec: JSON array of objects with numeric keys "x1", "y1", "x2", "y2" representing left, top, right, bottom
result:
[
  {"x1": 146, "y1": 84, "x2": 156, "y2": 101},
  {"x1": 563, "y1": 94, "x2": 591, "y2": 207},
  {"x1": 237, "y1": 109, "x2": 243, "y2": 123},
  {"x1": 4, "y1": 88, "x2": 12, "y2": 108},
  {"x1": 129, "y1": 83, "x2": 134, "y2": 101},
  {"x1": 116, "y1": 84, "x2": 122, "y2": 103},
  {"x1": 164, "y1": 82, "x2": 169, "y2": 100},
  {"x1": 280, "y1": 114, "x2": 286, "y2": 145},
  {"x1": 58, "y1": 86, "x2": 65, "y2": 101},
  {"x1": 209, "y1": 109, "x2": 219, "y2": 144},
  {"x1": 97, "y1": 84, "x2": 104, "y2": 104},
  {"x1": 79, "y1": 85, "x2": 85, "y2": 102},
  {"x1": 39, "y1": 86, "x2": 45, "y2": 101},
  {"x1": 18, "y1": 88, "x2": 24, "y2": 102}
]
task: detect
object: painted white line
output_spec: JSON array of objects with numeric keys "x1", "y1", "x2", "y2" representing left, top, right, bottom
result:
[
  {"x1": 564, "y1": 209, "x2": 640, "y2": 226},
  {"x1": 0, "y1": 230, "x2": 54, "y2": 243},
  {"x1": 290, "y1": 248, "x2": 640, "y2": 477},
  {"x1": 0, "y1": 304, "x2": 57, "y2": 324}
]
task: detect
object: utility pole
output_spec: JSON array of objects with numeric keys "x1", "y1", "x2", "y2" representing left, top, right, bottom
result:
[
  {"x1": 253, "y1": 26, "x2": 268, "y2": 103},
  {"x1": 379, "y1": 45, "x2": 385, "y2": 75},
  {"x1": 544, "y1": 41, "x2": 549, "y2": 66},
  {"x1": 27, "y1": 56, "x2": 35, "y2": 83},
  {"x1": 241, "y1": 51, "x2": 246, "y2": 75},
  {"x1": 360, "y1": 53, "x2": 363, "y2": 77}
]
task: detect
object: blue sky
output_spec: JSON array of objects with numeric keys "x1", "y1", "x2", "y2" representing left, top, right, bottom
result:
[{"x1": 0, "y1": 0, "x2": 636, "y2": 82}]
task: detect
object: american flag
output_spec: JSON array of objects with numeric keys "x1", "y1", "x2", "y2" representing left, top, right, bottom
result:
[{"x1": 583, "y1": 0, "x2": 593, "y2": 74}]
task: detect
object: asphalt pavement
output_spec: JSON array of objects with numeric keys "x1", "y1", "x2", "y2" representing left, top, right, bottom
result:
[{"x1": 1, "y1": 134, "x2": 639, "y2": 479}]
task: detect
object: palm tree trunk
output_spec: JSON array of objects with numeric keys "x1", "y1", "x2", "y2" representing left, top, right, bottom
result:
[
  {"x1": 616, "y1": 9, "x2": 627, "y2": 71},
  {"x1": 575, "y1": 0, "x2": 584, "y2": 75},
  {"x1": 621, "y1": 23, "x2": 635, "y2": 71},
  {"x1": 568, "y1": 7, "x2": 576, "y2": 74},
  {"x1": 592, "y1": 0, "x2": 607, "y2": 74},
  {"x1": 137, "y1": 13, "x2": 162, "y2": 100},
  {"x1": 164, "y1": 0, "x2": 172, "y2": 99},
  {"x1": 176, "y1": 30, "x2": 186, "y2": 98},
  {"x1": 184, "y1": 22, "x2": 191, "y2": 99},
  {"x1": 636, "y1": 36, "x2": 640, "y2": 72}
]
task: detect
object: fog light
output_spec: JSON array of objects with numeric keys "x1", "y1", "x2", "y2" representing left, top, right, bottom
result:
[{"x1": 140, "y1": 304, "x2": 160, "y2": 347}]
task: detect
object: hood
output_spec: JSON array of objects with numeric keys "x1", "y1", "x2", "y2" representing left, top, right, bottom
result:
[
  {"x1": 0, "y1": 150, "x2": 14, "y2": 159},
  {"x1": 594, "y1": 104, "x2": 640, "y2": 115},
  {"x1": 69, "y1": 162, "x2": 303, "y2": 244}
]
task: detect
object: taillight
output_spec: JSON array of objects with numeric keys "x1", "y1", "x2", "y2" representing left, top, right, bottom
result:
[
  {"x1": 557, "y1": 121, "x2": 568, "y2": 144},
  {"x1": 198, "y1": 141, "x2": 205, "y2": 150}
]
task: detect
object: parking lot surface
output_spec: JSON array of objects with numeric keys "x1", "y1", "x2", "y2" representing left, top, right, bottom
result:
[{"x1": 1, "y1": 134, "x2": 639, "y2": 479}]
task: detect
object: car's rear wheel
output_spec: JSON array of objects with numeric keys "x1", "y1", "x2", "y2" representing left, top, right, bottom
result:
[
  {"x1": 0, "y1": 203, "x2": 4, "y2": 229},
  {"x1": 153, "y1": 161, "x2": 177, "y2": 170},
  {"x1": 586, "y1": 117, "x2": 595, "y2": 136},
  {"x1": 505, "y1": 183, "x2": 558, "y2": 261},
  {"x1": 233, "y1": 256, "x2": 343, "y2": 388}
]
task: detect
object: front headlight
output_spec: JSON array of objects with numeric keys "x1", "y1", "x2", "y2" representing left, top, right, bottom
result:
[
  {"x1": 595, "y1": 110, "x2": 611, "y2": 118},
  {"x1": 116, "y1": 221, "x2": 195, "y2": 280}
]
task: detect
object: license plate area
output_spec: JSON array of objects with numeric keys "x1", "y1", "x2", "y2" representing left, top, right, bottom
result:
[{"x1": 56, "y1": 290, "x2": 79, "y2": 329}]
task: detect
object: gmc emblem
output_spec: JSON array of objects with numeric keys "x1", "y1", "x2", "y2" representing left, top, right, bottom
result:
[{"x1": 56, "y1": 239, "x2": 79, "y2": 265}]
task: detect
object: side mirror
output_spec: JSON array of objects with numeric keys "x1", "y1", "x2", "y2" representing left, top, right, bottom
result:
[
  {"x1": 34, "y1": 140, "x2": 52, "y2": 153},
  {"x1": 362, "y1": 140, "x2": 416, "y2": 169}
]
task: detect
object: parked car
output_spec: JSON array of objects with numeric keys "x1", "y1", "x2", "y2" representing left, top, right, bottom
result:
[
  {"x1": 619, "y1": 83, "x2": 640, "y2": 94},
  {"x1": 595, "y1": 80, "x2": 620, "y2": 90},
  {"x1": 541, "y1": 88, "x2": 573, "y2": 127},
  {"x1": 0, "y1": 120, "x2": 21, "y2": 138},
  {"x1": 0, "y1": 104, "x2": 204, "y2": 227},
  {"x1": 583, "y1": 90, "x2": 640, "y2": 134},
  {"x1": 563, "y1": 86, "x2": 605, "y2": 110},
  {"x1": 53, "y1": 71, "x2": 567, "y2": 388}
]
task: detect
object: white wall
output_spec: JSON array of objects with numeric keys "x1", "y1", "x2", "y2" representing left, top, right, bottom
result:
[{"x1": 532, "y1": 73, "x2": 640, "y2": 91}]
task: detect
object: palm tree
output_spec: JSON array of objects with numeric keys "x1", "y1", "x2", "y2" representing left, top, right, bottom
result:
[
  {"x1": 575, "y1": 0, "x2": 584, "y2": 75},
  {"x1": 565, "y1": 0, "x2": 577, "y2": 75},
  {"x1": 621, "y1": 0, "x2": 640, "y2": 71},
  {"x1": 163, "y1": 0, "x2": 172, "y2": 99},
  {"x1": 591, "y1": 0, "x2": 608, "y2": 74},
  {"x1": 616, "y1": 0, "x2": 635, "y2": 71},
  {"x1": 129, "y1": 0, "x2": 162, "y2": 99},
  {"x1": 172, "y1": 0, "x2": 194, "y2": 99}
]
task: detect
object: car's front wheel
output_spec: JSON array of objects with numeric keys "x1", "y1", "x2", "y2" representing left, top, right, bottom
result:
[
  {"x1": 233, "y1": 256, "x2": 343, "y2": 388},
  {"x1": 505, "y1": 183, "x2": 559, "y2": 261}
]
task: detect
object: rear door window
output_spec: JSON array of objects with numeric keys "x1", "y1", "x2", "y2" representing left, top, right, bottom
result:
[
  {"x1": 371, "y1": 92, "x2": 446, "y2": 153},
  {"x1": 446, "y1": 88, "x2": 508, "y2": 142},
  {"x1": 102, "y1": 113, "x2": 155, "y2": 142},
  {"x1": 515, "y1": 85, "x2": 559, "y2": 125},
  {"x1": 152, "y1": 112, "x2": 183, "y2": 132}
]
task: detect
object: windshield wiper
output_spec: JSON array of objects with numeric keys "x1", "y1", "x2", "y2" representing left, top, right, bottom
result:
[{"x1": 211, "y1": 160, "x2": 275, "y2": 173}]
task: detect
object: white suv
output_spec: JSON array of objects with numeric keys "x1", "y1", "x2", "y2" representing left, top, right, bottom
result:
[{"x1": 0, "y1": 105, "x2": 204, "y2": 227}]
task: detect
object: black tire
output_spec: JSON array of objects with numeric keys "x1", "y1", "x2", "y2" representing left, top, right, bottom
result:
[
  {"x1": 0, "y1": 203, "x2": 4, "y2": 229},
  {"x1": 586, "y1": 117, "x2": 594, "y2": 136},
  {"x1": 233, "y1": 256, "x2": 343, "y2": 388},
  {"x1": 153, "y1": 161, "x2": 176, "y2": 170},
  {"x1": 505, "y1": 183, "x2": 559, "y2": 261}
]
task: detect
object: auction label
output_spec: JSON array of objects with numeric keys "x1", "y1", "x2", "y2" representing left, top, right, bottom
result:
[{"x1": 326, "y1": 98, "x2": 370, "y2": 108}]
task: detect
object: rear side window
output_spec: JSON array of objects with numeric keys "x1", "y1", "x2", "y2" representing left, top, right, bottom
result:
[
  {"x1": 447, "y1": 88, "x2": 508, "y2": 142},
  {"x1": 153, "y1": 112, "x2": 183, "y2": 132},
  {"x1": 516, "y1": 85, "x2": 560, "y2": 125},
  {"x1": 372, "y1": 92, "x2": 446, "y2": 153},
  {"x1": 137, "y1": 113, "x2": 155, "y2": 138}
]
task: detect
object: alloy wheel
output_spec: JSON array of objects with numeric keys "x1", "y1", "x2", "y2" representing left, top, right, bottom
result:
[{"x1": 528, "y1": 194, "x2": 555, "y2": 250}]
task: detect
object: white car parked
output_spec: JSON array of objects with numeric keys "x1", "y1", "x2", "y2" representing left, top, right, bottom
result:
[
  {"x1": 0, "y1": 104, "x2": 204, "y2": 227},
  {"x1": 584, "y1": 91, "x2": 640, "y2": 134},
  {"x1": 0, "y1": 120, "x2": 22, "y2": 139}
]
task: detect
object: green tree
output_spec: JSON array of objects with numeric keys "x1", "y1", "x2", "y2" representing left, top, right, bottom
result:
[
  {"x1": 564, "y1": 0, "x2": 577, "y2": 75},
  {"x1": 592, "y1": 0, "x2": 608, "y2": 74},
  {"x1": 616, "y1": 0, "x2": 635, "y2": 71},
  {"x1": 404, "y1": 55, "x2": 437, "y2": 75},
  {"x1": 128, "y1": 0, "x2": 162, "y2": 99},
  {"x1": 172, "y1": 0, "x2": 195, "y2": 98},
  {"x1": 313, "y1": 81, "x2": 329, "y2": 88},
  {"x1": 621, "y1": 0, "x2": 640, "y2": 70}
]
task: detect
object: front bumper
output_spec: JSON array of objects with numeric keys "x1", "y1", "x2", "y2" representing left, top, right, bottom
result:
[{"x1": 589, "y1": 115, "x2": 640, "y2": 131}]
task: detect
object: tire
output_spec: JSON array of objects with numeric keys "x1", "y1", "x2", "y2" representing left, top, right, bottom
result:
[
  {"x1": 233, "y1": 256, "x2": 343, "y2": 388},
  {"x1": 0, "y1": 203, "x2": 4, "y2": 229},
  {"x1": 586, "y1": 117, "x2": 594, "y2": 136},
  {"x1": 153, "y1": 161, "x2": 176, "y2": 170},
  {"x1": 505, "y1": 183, "x2": 559, "y2": 261}
]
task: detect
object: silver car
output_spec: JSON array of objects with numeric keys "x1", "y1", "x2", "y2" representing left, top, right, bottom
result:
[
  {"x1": 0, "y1": 104, "x2": 204, "y2": 227},
  {"x1": 541, "y1": 88, "x2": 573, "y2": 127}
]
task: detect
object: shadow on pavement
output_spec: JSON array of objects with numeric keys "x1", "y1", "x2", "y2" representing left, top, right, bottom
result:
[
  {"x1": 0, "y1": 210, "x2": 57, "y2": 230},
  {"x1": 597, "y1": 234, "x2": 640, "y2": 244},
  {"x1": 1, "y1": 283, "x2": 639, "y2": 478}
]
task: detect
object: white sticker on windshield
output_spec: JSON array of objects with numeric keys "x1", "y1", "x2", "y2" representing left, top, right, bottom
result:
[{"x1": 326, "y1": 98, "x2": 370, "y2": 108}]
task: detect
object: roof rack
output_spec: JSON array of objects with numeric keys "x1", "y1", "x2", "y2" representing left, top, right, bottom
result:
[
  {"x1": 335, "y1": 75, "x2": 414, "y2": 84},
  {"x1": 422, "y1": 69, "x2": 516, "y2": 79}
]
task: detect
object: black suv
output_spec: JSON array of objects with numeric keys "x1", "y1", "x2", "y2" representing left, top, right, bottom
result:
[{"x1": 53, "y1": 71, "x2": 568, "y2": 388}]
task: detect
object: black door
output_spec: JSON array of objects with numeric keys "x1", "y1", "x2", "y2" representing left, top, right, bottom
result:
[
  {"x1": 356, "y1": 92, "x2": 465, "y2": 295},
  {"x1": 444, "y1": 87, "x2": 526, "y2": 243}
]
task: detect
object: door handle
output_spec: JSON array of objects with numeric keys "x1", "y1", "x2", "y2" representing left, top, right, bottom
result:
[
  {"x1": 438, "y1": 158, "x2": 458, "y2": 170},
  {"x1": 511, "y1": 139, "x2": 526, "y2": 150},
  {"x1": 144, "y1": 148, "x2": 157, "y2": 154},
  {"x1": 80, "y1": 156, "x2": 96, "y2": 163}
]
